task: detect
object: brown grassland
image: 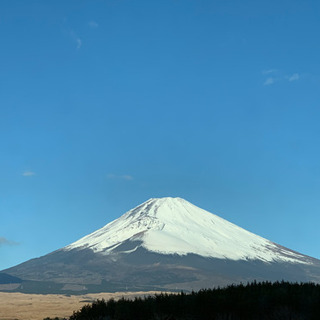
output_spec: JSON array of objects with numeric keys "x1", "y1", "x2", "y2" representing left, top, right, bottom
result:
[{"x1": 0, "y1": 291, "x2": 160, "y2": 320}]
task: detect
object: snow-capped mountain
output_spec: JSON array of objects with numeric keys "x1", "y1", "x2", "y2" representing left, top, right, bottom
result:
[
  {"x1": 64, "y1": 197, "x2": 309, "y2": 264},
  {"x1": 1, "y1": 197, "x2": 320, "y2": 294}
]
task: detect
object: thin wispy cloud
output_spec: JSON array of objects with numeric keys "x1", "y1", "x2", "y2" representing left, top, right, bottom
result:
[
  {"x1": 122, "y1": 175, "x2": 134, "y2": 181},
  {"x1": 76, "y1": 38, "x2": 82, "y2": 49},
  {"x1": 288, "y1": 73, "x2": 300, "y2": 82},
  {"x1": 107, "y1": 174, "x2": 134, "y2": 181},
  {"x1": 22, "y1": 171, "x2": 36, "y2": 177},
  {"x1": 262, "y1": 69, "x2": 277, "y2": 86},
  {"x1": 61, "y1": 19, "x2": 83, "y2": 50},
  {"x1": 262, "y1": 69, "x2": 277, "y2": 75},
  {"x1": 69, "y1": 30, "x2": 82, "y2": 49},
  {"x1": 262, "y1": 69, "x2": 300, "y2": 86},
  {"x1": 264, "y1": 77, "x2": 275, "y2": 86},
  {"x1": 88, "y1": 21, "x2": 98, "y2": 28},
  {"x1": 0, "y1": 237, "x2": 19, "y2": 247},
  {"x1": 62, "y1": 19, "x2": 98, "y2": 50}
]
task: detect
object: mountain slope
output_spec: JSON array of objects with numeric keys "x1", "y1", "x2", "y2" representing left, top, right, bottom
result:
[
  {"x1": 2, "y1": 197, "x2": 320, "y2": 294},
  {"x1": 64, "y1": 197, "x2": 311, "y2": 264}
]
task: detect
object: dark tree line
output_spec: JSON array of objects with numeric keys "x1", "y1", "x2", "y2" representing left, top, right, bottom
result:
[{"x1": 45, "y1": 281, "x2": 320, "y2": 320}]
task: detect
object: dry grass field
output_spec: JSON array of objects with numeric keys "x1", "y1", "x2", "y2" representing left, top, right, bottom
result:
[{"x1": 0, "y1": 291, "x2": 160, "y2": 320}]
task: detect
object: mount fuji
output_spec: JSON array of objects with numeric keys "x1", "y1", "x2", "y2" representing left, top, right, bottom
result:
[{"x1": 1, "y1": 197, "x2": 320, "y2": 294}]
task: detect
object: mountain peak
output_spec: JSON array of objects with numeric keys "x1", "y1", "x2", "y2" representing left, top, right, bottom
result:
[
  {"x1": 142, "y1": 197, "x2": 187, "y2": 209},
  {"x1": 64, "y1": 197, "x2": 310, "y2": 265}
]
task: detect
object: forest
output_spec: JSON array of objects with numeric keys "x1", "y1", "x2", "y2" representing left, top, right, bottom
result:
[{"x1": 44, "y1": 281, "x2": 320, "y2": 320}]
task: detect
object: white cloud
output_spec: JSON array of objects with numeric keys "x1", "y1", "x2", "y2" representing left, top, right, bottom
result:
[
  {"x1": 122, "y1": 175, "x2": 134, "y2": 181},
  {"x1": 67, "y1": 28, "x2": 82, "y2": 50},
  {"x1": 264, "y1": 77, "x2": 275, "y2": 86},
  {"x1": 107, "y1": 174, "x2": 134, "y2": 181},
  {"x1": 0, "y1": 237, "x2": 19, "y2": 246},
  {"x1": 262, "y1": 69, "x2": 277, "y2": 75},
  {"x1": 288, "y1": 73, "x2": 300, "y2": 82},
  {"x1": 69, "y1": 30, "x2": 82, "y2": 49},
  {"x1": 88, "y1": 21, "x2": 98, "y2": 28},
  {"x1": 76, "y1": 37, "x2": 82, "y2": 49},
  {"x1": 22, "y1": 171, "x2": 36, "y2": 177},
  {"x1": 262, "y1": 69, "x2": 301, "y2": 86}
]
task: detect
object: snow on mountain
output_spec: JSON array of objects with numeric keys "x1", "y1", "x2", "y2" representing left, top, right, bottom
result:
[{"x1": 64, "y1": 197, "x2": 308, "y2": 264}]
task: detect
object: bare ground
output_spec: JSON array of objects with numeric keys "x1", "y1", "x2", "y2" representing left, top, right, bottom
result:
[{"x1": 0, "y1": 291, "x2": 160, "y2": 320}]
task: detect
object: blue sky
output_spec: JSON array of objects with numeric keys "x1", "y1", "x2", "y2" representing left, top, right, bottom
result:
[{"x1": 1, "y1": 0, "x2": 320, "y2": 270}]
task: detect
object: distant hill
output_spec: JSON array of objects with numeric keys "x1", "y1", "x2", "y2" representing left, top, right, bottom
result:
[{"x1": 0, "y1": 273, "x2": 22, "y2": 284}]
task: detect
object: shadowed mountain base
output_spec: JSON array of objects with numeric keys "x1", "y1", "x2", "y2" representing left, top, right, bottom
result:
[{"x1": 2, "y1": 244, "x2": 320, "y2": 294}]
